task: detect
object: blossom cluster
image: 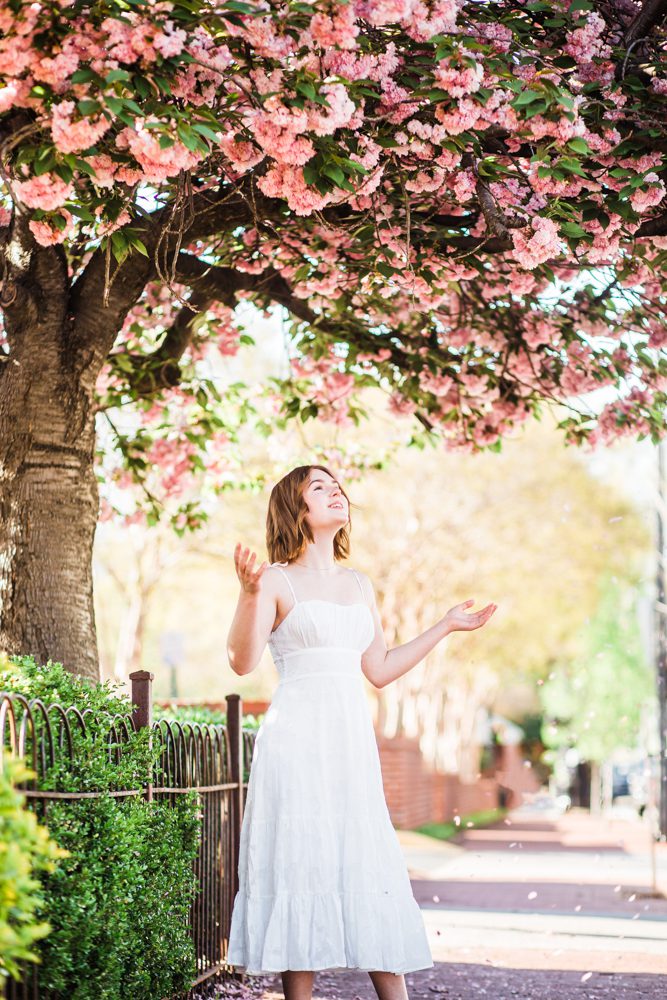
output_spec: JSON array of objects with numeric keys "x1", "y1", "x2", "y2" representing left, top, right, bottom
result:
[{"x1": 0, "y1": 0, "x2": 665, "y2": 513}]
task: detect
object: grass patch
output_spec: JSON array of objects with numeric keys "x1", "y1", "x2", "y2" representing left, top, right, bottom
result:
[{"x1": 415, "y1": 808, "x2": 507, "y2": 841}]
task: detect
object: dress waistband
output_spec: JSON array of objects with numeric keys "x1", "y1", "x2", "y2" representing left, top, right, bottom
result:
[{"x1": 274, "y1": 646, "x2": 363, "y2": 684}]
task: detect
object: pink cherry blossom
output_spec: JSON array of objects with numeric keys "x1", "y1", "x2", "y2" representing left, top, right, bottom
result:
[
  {"x1": 28, "y1": 209, "x2": 74, "y2": 246},
  {"x1": 564, "y1": 12, "x2": 611, "y2": 64},
  {"x1": 116, "y1": 122, "x2": 202, "y2": 182},
  {"x1": 434, "y1": 53, "x2": 483, "y2": 99},
  {"x1": 51, "y1": 100, "x2": 111, "y2": 153},
  {"x1": 630, "y1": 173, "x2": 666, "y2": 213},
  {"x1": 257, "y1": 163, "x2": 333, "y2": 216},
  {"x1": 510, "y1": 217, "x2": 563, "y2": 270},
  {"x1": 310, "y1": 5, "x2": 358, "y2": 49},
  {"x1": 14, "y1": 173, "x2": 73, "y2": 211},
  {"x1": 306, "y1": 83, "x2": 356, "y2": 137}
]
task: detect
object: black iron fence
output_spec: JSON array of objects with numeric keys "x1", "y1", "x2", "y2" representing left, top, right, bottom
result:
[{"x1": 0, "y1": 670, "x2": 256, "y2": 1000}]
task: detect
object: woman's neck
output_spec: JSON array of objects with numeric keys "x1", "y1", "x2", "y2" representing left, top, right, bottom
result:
[{"x1": 291, "y1": 540, "x2": 337, "y2": 571}]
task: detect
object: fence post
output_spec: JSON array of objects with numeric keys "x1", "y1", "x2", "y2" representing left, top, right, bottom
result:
[
  {"x1": 225, "y1": 694, "x2": 243, "y2": 901},
  {"x1": 130, "y1": 670, "x2": 154, "y2": 803}
]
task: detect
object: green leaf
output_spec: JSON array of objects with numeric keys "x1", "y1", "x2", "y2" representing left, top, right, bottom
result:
[
  {"x1": 177, "y1": 125, "x2": 204, "y2": 152},
  {"x1": 523, "y1": 100, "x2": 549, "y2": 118},
  {"x1": 322, "y1": 163, "x2": 345, "y2": 186},
  {"x1": 296, "y1": 80, "x2": 317, "y2": 101},
  {"x1": 223, "y1": 0, "x2": 258, "y2": 11},
  {"x1": 130, "y1": 238, "x2": 149, "y2": 257},
  {"x1": 154, "y1": 75, "x2": 173, "y2": 95},
  {"x1": 191, "y1": 123, "x2": 221, "y2": 142},
  {"x1": 513, "y1": 89, "x2": 543, "y2": 107},
  {"x1": 70, "y1": 68, "x2": 98, "y2": 84},
  {"x1": 104, "y1": 96, "x2": 127, "y2": 116},
  {"x1": 133, "y1": 76, "x2": 154, "y2": 99},
  {"x1": 77, "y1": 99, "x2": 102, "y2": 116},
  {"x1": 559, "y1": 157, "x2": 588, "y2": 176},
  {"x1": 566, "y1": 137, "x2": 590, "y2": 155},
  {"x1": 340, "y1": 157, "x2": 368, "y2": 175},
  {"x1": 559, "y1": 221, "x2": 588, "y2": 239},
  {"x1": 105, "y1": 69, "x2": 132, "y2": 83}
]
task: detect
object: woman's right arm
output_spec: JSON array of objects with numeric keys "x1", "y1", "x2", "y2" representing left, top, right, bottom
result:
[{"x1": 226, "y1": 544, "x2": 277, "y2": 676}]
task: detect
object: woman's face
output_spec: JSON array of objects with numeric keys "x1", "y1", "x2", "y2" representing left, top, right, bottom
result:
[{"x1": 302, "y1": 469, "x2": 348, "y2": 530}]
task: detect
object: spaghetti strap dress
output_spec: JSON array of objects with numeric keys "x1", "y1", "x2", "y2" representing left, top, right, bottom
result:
[{"x1": 226, "y1": 564, "x2": 434, "y2": 975}]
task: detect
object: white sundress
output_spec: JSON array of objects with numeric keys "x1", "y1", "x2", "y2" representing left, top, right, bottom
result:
[{"x1": 226, "y1": 564, "x2": 434, "y2": 975}]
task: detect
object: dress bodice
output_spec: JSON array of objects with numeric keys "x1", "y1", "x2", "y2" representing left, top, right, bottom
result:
[{"x1": 267, "y1": 567, "x2": 375, "y2": 684}]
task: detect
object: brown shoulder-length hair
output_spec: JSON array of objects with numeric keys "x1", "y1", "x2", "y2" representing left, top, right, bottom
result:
[{"x1": 266, "y1": 464, "x2": 353, "y2": 565}]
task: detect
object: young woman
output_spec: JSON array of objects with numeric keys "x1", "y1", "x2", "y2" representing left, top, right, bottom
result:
[{"x1": 226, "y1": 464, "x2": 497, "y2": 1000}]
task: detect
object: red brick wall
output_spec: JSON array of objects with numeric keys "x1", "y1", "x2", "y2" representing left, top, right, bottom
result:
[
  {"x1": 376, "y1": 734, "x2": 500, "y2": 828},
  {"x1": 376, "y1": 736, "x2": 434, "y2": 828}
]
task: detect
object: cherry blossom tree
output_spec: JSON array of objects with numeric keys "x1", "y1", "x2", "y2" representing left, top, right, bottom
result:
[{"x1": 1, "y1": 0, "x2": 666, "y2": 678}]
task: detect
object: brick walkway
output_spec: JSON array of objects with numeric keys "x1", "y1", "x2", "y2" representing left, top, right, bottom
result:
[{"x1": 217, "y1": 807, "x2": 667, "y2": 1000}]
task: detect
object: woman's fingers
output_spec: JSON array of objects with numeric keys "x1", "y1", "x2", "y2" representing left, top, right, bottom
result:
[
  {"x1": 234, "y1": 544, "x2": 268, "y2": 590},
  {"x1": 453, "y1": 601, "x2": 497, "y2": 630},
  {"x1": 251, "y1": 560, "x2": 268, "y2": 581},
  {"x1": 234, "y1": 543, "x2": 253, "y2": 579}
]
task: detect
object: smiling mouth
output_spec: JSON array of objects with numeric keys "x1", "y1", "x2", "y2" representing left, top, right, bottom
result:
[{"x1": 329, "y1": 503, "x2": 344, "y2": 509}]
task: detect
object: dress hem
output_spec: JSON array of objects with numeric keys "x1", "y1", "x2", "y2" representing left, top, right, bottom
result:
[{"x1": 226, "y1": 960, "x2": 435, "y2": 975}]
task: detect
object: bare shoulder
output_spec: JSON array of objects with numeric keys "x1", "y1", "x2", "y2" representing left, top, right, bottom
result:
[
  {"x1": 261, "y1": 564, "x2": 285, "y2": 598},
  {"x1": 347, "y1": 567, "x2": 375, "y2": 604}
]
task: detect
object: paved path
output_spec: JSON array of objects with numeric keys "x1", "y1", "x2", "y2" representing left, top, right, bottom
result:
[{"x1": 219, "y1": 807, "x2": 667, "y2": 1000}]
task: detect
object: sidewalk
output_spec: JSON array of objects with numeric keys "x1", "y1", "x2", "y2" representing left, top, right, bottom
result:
[
  {"x1": 410, "y1": 807, "x2": 667, "y2": 976},
  {"x1": 219, "y1": 808, "x2": 667, "y2": 999}
]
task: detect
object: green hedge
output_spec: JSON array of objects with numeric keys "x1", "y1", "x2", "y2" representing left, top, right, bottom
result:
[
  {"x1": 154, "y1": 702, "x2": 264, "y2": 730},
  {"x1": 0, "y1": 753, "x2": 66, "y2": 985},
  {"x1": 0, "y1": 654, "x2": 201, "y2": 1000}
]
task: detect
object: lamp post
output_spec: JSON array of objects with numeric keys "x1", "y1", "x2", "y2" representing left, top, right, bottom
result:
[{"x1": 657, "y1": 438, "x2": 667, "y2": 838}]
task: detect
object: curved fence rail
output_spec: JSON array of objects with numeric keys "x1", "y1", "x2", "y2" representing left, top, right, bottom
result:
[{"x1": 1, "y1": 672, "x2": 258, "y2": 1000}]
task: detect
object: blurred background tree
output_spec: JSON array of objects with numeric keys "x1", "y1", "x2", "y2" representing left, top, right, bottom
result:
[
  {"x1": 94, "y1": 379, "x2": 653, "y2": 780},
  {"x1": 540, "y1": 576, "x2": 654, "y2": 810}
]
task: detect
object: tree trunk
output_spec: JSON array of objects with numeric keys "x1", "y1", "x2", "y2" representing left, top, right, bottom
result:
[{"x1": 0, "y1": 312, "x2": 101, "y2": 679}]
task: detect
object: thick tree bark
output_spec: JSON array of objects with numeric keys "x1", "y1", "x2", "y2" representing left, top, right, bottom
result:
[
  {"x1": 0, "y1": 345, "x2": 100, "y2": 680},
  {"x1": 0, "y1": 223, "x2": 101, "y2": 680}
]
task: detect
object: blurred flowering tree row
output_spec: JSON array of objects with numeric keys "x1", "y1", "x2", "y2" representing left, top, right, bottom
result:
[{"x1": 1, "y1": 0, "x2": 666, "y2": 676}]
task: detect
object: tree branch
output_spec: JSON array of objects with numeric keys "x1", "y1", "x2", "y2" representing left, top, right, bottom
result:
[
  {"x1": 113, "y1": 252, "x2": 437, "y2": 436},
  {"x1": 68, "y1": 180, "x2": 262, "y2": 375},
  {"x1": 635, "y1": 212, "x2": 667, "y2": 238},
  {"x1": 111, "y1": 255, "x2": 298, "y2": 395},
  {"x1": 624, "y1": 0, "x2": 667, "y2": 44}
]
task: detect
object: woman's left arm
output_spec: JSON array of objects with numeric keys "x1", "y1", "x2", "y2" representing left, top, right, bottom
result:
[{"x1": 359, "y1": 574, "x2": 497, "y2": 689}]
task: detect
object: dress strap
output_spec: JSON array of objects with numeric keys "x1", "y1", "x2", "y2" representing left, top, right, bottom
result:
[
  {"x1": 351, "y1": 569, "x2": 365, "y2": 602},
  {"x1": 273, "y1": 564, "x2": 299, "y2": 607}
]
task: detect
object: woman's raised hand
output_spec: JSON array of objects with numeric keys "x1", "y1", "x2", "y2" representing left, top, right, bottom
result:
[
  {"x1": 234, "y1": 543, "x2": 269, "y2": 595},
  {"x1": 444, "y1": 599, "x2": 497, "y2": 634}
]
